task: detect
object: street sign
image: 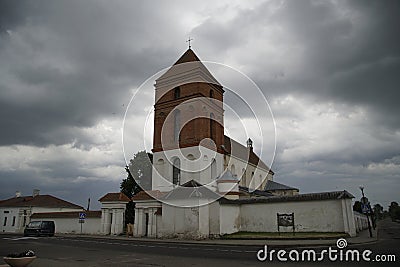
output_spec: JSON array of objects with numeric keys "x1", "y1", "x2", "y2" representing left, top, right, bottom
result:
[
  {"x1": 277, "y1": 213, "x2": 295, "y2": 235},
  {"x1": 361, "y1": 203, "x2": 371, "y2": 214},
  {"x1": 79, "y1": 212, "x2": 86, "y2": 220}
]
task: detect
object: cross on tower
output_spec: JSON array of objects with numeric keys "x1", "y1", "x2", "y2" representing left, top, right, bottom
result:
[{"x1": 186, "y1": 37, "x2": 193, "y2": 49}]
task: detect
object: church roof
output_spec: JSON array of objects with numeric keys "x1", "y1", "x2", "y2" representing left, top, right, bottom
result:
[
  {"x1": 162, "y1": 180, "x2": 221, "y2": 200},
  {"x1": 98, "y1": 192, "x2": 130, "y2": 203},
  {"x1": 223, "y1": 135, "x2": 273, "y2": 173},
  {"x1": 219, "y1": 190, "x2": 355, "y2": 205},
  {"x1": 180, "y1": 179, "x2": 203, "y2": 187},
  {"x1": 239, "y1": 186, "x2": 274, "y2": 197},
  {"x1": 155, "y1": 49, "x2": 221, "y2": 88},
  {"x1": 264, "y1": 180, "x2": 298, "y2": 191},
  {"x1": 0, "y1": 194, "x2": 83, "y2": 209},
  {"x1": 173, "y1": 48, "x2": 201, "y2": 65}
]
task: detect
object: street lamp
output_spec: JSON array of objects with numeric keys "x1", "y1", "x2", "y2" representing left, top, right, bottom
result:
[{"x1": 359, "y1": 186, "x2": 373, "y2": 237}]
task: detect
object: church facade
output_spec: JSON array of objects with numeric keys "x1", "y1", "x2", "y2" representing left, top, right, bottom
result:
[{"x1": 130, "y1": 48, "x2": 361, "y2": 239}]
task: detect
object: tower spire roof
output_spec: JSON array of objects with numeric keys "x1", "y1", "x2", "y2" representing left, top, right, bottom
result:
[{"x1": 173, "y1": 48, "x2": 201, "y2": 65}]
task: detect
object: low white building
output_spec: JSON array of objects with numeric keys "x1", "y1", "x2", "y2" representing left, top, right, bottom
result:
[
  {"x1": 0, "y1": 190, "x2": 84, "y2": 233},
  {"x1": 30, "y1": 211, "x2": 101, "y2": 235}
]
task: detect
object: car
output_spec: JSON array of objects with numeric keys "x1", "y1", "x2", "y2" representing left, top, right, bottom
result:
[{"x1": 24, "y1": 221, "x2": 55, "y2": 237}]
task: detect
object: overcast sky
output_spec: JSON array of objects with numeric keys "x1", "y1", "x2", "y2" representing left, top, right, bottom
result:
[{"x1": 0, "y1": 0, "x2": 399, "y2": 210}]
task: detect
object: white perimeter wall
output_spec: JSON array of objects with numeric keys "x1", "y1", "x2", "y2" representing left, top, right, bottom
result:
[
  {"x1": 219, "y1": 204, "x2": 240, "y2": 235},
  {"x1": 160, "y1": 204, "x2": 200, "y2": 238},
  {"x1": 237, "y1": 199, "x2": 352, "y2": 234},
  {"x1": 354, "y1": 212, "x2": 370, "y2": 233}
]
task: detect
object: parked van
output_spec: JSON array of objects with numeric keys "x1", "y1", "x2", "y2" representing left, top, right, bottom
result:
[{"x1": 24, "y1": 221, "x2": 55, "y2": 237}]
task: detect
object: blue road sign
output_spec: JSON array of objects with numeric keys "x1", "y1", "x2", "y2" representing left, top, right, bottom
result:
[
  {"x1": 361, "y1": 203, "x2": 371, "y2": 214},
  {"x1": 79, "y1": 212, "x2": 86, "y2": 220}
]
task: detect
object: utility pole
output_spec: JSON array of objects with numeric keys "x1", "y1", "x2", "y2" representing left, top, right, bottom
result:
[{"x1": 359, "y1": 186, "x2": 373, "y2": 237}]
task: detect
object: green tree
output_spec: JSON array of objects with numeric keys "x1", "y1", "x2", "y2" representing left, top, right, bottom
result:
[
  {"x1": 389, "y1": 202, "x2": 400, "y2": 221},
  {"x1": 353, "y1": 201, "x2": 362, "y2": 213},
  {"x1": 373, "y1": 203, "x2": 384, "y2": 220},
  {"x1": 120, "y1": 150, "x2": 153, "y2": 224}
]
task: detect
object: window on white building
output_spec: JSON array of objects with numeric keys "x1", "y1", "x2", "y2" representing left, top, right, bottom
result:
[
  {"x1": 174, "y1": 110, "x2": 181, "y2": 142},
  {"x1": 173, "y1": 158, "x2": 181, "y2": 185}
]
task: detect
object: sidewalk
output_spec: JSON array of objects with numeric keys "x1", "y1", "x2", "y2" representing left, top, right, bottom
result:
[{"x1": 56, "y1": 227, "x2": 378, "y2": 247}]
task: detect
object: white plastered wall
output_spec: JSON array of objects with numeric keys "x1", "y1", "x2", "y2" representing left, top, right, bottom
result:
[
  {"x1": 233, "y1": 198, "x2": 356, "y2": 236},
  {"x1": 152, "y1": 146, "x2": 224, "y2": 191}
]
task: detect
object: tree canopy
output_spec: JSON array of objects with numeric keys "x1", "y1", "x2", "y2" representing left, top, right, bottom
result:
[
  {"x1": 389, "y1": 201, "x2": 400, "y2": 221},
  {"x1": 353, "y1": 201, "x2": 362, "y2": 213},
  {"x1": 120, "y1": 150, "x2": 153, "y2": 224},
  {"x1": 120, "y1": 150, "x2": 153, "y2": 198}
]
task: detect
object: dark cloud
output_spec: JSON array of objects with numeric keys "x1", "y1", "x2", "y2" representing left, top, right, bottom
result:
[
  {"x1": 0, "y1": 0, "x2": 183, "y2": 147},
  {"x1": 0, "y1": 169, "x2": 120, "y2": 210},
  {"x1": 268, "y1": 0, "x2": 400, "y2": 126}
]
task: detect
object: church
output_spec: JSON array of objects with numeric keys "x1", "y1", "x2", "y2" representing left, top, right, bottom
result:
[{"x1": 128, "y1": 47, "x2": 363, "y2": 239}]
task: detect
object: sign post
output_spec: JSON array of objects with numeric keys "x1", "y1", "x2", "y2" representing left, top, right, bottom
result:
[
  {"x1": 79, "y1": 212, "x2": 86, "y2": 234},
  {"x1": 277, "y1": 213, "x2": 295, "y2": 236},
  {"x1": 359, "y1": 186, "x2": 373, "y2": 237}
]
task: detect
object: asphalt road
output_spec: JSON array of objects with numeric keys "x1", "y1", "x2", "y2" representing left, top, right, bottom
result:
[{"x1": 1, "y1": 219, "x2": 399, "y2": 266}]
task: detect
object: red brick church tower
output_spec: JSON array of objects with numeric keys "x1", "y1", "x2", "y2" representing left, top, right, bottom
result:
[
  {"x1": 152, "y1": 48, "x2": 225, "y2": 153},
  {"x1": 151, "y1": 48, "x2": 226, "y2": 189}
]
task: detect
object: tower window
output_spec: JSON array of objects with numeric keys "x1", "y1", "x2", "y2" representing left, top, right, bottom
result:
[
  {"x1": 174, "y1": 87, "x2": 180, "y2": 99},
  {"x1": 211, "y1": 158, "x2": 216, "y2": 179},
  {"x1": 210, "y1": 113, "x2": 216, "y2": 141},
  {"x1": 174, "y1": 110, "x2": 181, "y2": 142},
  {"x1": 173, "y1": 158, "x2": 181, "y2": 185},
  {"x1": 210, "y1": 90, "x2": 214, "y2": 98}
]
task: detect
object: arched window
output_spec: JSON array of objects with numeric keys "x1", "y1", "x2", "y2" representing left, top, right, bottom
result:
[
  {"x1": 157, "y1": 159, "x2": 165, "y2": 177},
  {"x1": 231, "y1": 164, "x2": 236, "y2": 177},
  {"x1": 210, "y1": 90, "x2": 214, "y2": 98},
  {"x1": 210, "y1": 113, "x2": 215, "y2": 141},
  {"x1": 242, "y1": 169, "x2": 246, "y2": 186},
  {"x1": 172, "y1": 158, "x2": 181, "y2": 185},
  {"x1": 174, "y1": 110, "x2": 180, "y2": 142},
  {"x1": 174, "y1": 87, "x2": 180, "y2": 99},
  {"x1": 211, "y1": 158, "x2": 216, "y2": 180}
]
